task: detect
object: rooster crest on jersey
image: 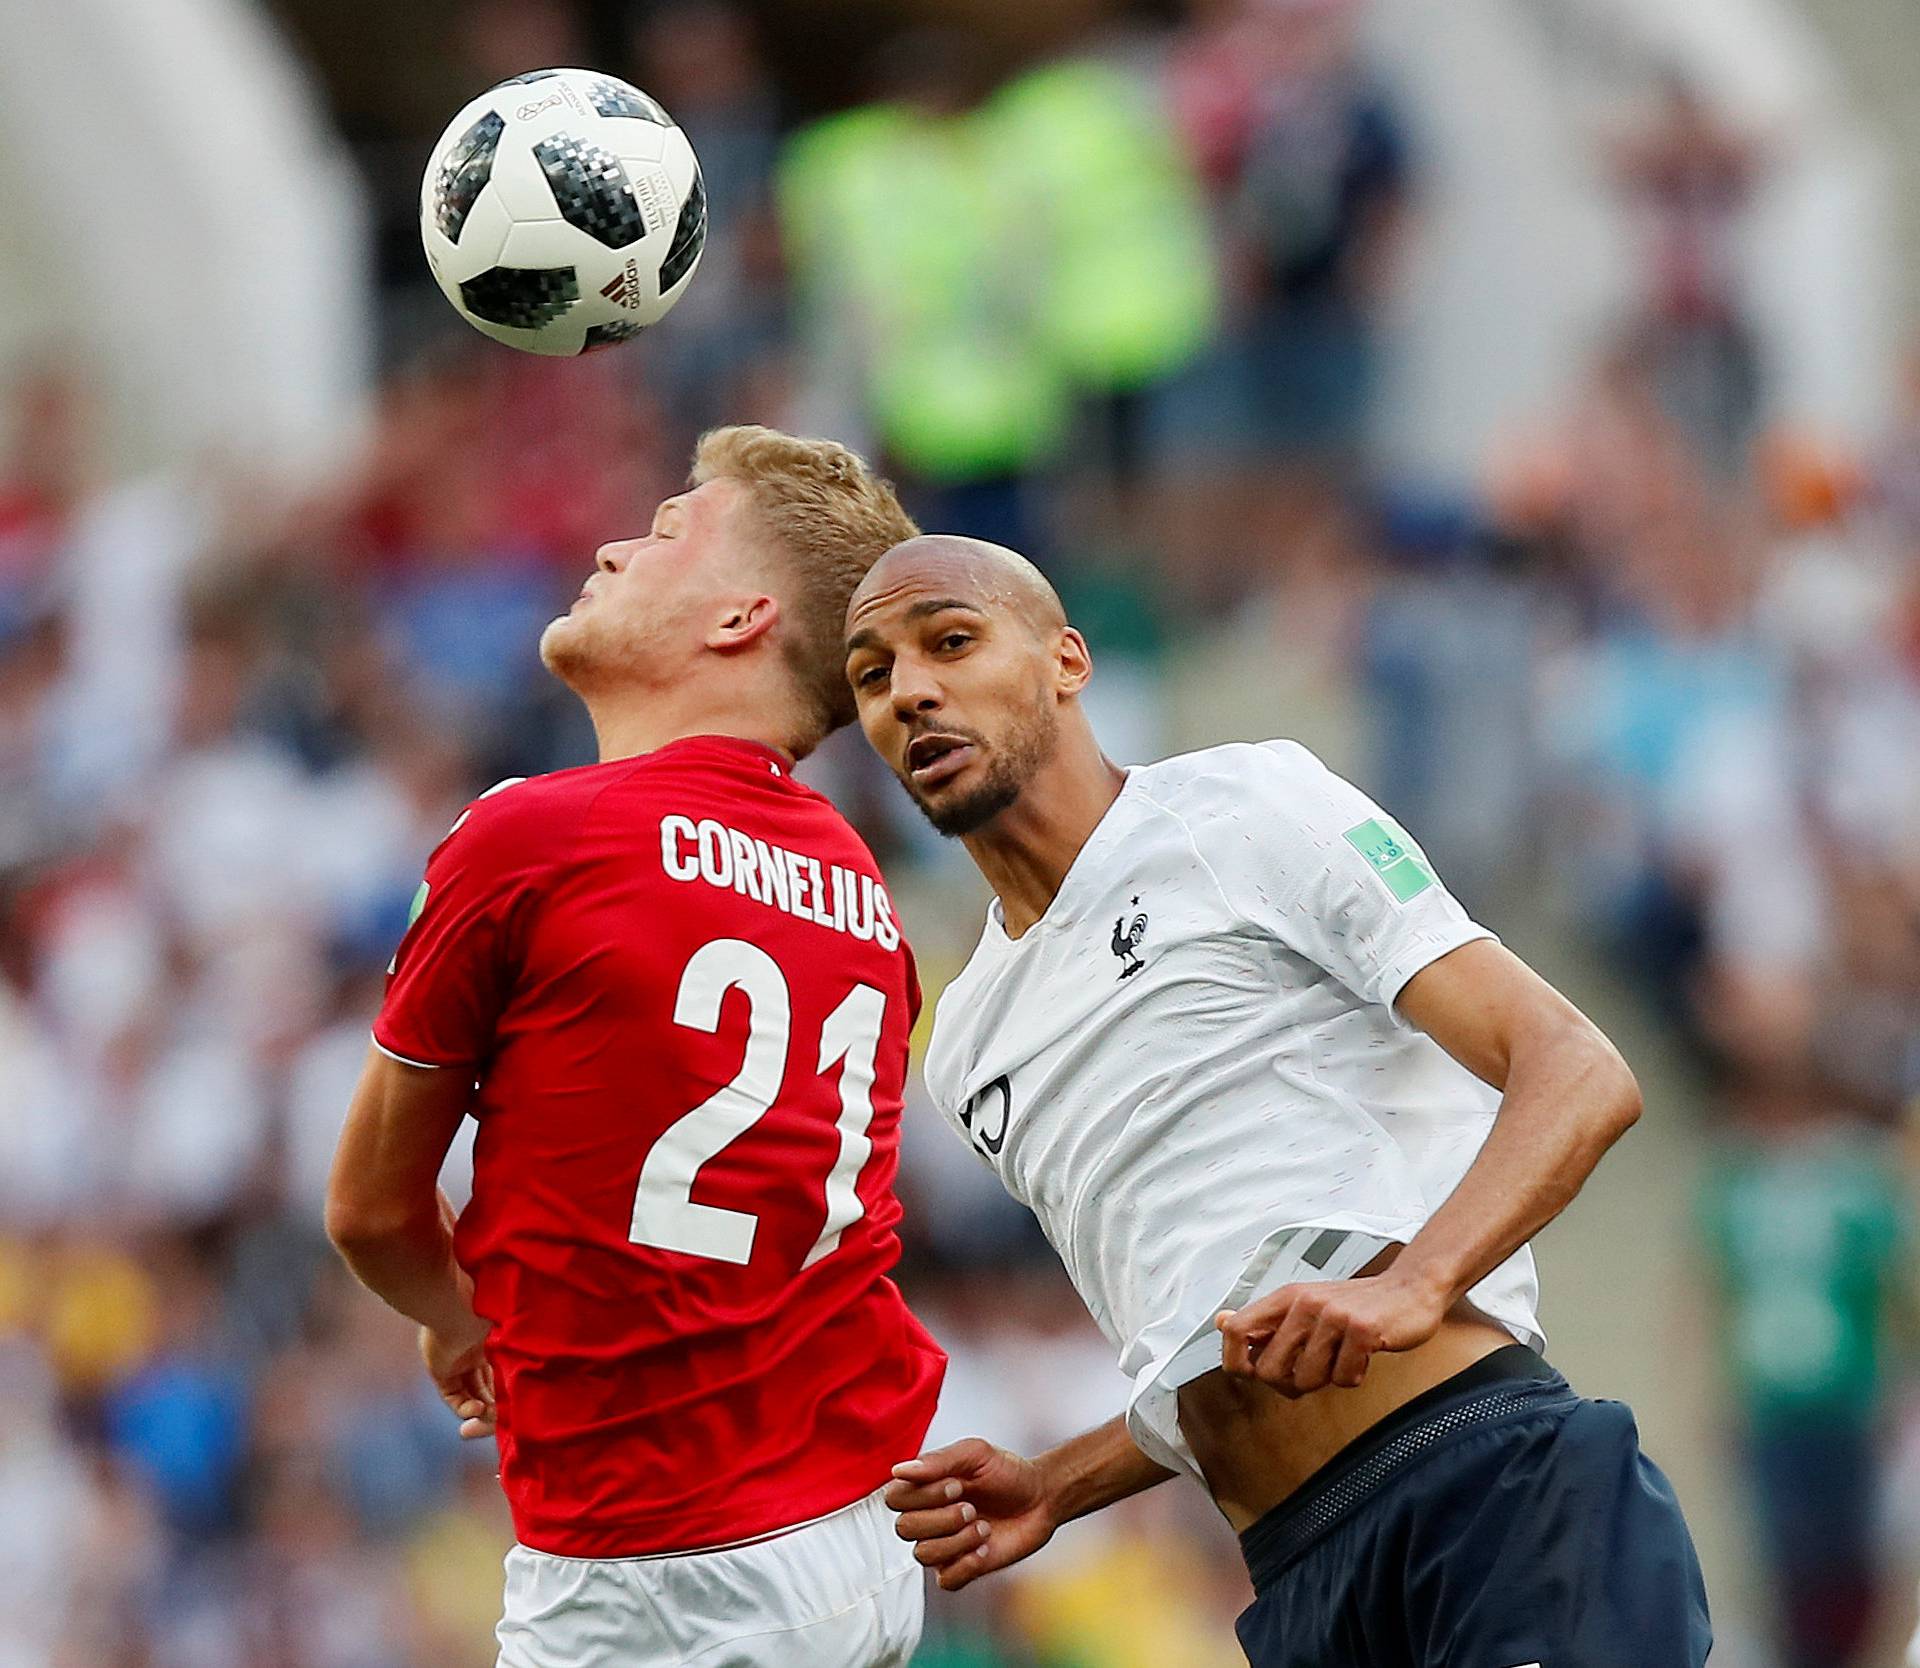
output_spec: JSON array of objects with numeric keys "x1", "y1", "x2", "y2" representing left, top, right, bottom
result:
[{"x1": 1111, "y1": 899, "x2": 1149, "y2": 979}]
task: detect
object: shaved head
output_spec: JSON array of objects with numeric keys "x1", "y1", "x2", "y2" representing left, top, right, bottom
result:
[
  {"x1": 848, "y1": 535, "x2": 1065, "y2": 648},
  {"x1": 845, "y1": 533, "x2": 1093, "y2": 838}
]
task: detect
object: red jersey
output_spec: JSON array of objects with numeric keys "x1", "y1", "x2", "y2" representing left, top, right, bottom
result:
[{"x1": 374, "y1": 736, "x2": 945, "y2": 1557}]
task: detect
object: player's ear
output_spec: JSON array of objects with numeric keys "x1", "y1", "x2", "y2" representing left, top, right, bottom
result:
[
  {"x1": 709, "y1": 592, "x2": 780, "y2": 654},
  {"x1": 1055, "y1": 627, "x2": 1093, "y2": 697}
]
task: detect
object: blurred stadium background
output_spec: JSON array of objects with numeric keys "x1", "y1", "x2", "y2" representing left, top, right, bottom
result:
[{"x1": 2, "y1": 0, "x2": 1919, "y2": 1663}]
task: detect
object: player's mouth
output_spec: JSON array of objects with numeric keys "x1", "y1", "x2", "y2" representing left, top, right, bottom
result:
[{"x1": 906, "y1": 731, "x2": 976, "y2": 788}]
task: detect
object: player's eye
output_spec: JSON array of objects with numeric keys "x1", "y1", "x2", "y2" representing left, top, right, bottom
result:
[{"x1": 937, "y1": 632, "x2": 972, "y2": 652}]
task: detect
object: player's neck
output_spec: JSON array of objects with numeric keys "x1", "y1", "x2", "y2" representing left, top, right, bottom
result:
[
  {"x1": 583, "y1": 686, "x2": 795, "y2": 766},
  {"x1": 965, "y1": 739, "x2": 1127, "y2": 940}
]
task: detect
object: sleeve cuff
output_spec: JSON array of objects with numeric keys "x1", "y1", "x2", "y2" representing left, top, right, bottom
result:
[
  {"x1": 370, "y1": 1031, "x2": 471, "y2": 1071},
  {"x1": 1376, "y1": 923, "x2": 1499, "y2": 1023}
]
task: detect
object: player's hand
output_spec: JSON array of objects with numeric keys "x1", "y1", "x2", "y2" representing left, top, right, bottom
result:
[
  {"x1": 884, "y1": 1438, "x2": 1056, "y2": 1591},
  {"x1": 421, "y1": 1315, "x2": 496, "y2": 1440},
  {"x1": 1216, "y1": 1267, "x2": 1450, "y2": 1396}
]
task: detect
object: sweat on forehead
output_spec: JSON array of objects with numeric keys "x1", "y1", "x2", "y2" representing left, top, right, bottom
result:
[{"x1": 847, "y1": 535, "x2": 1065, "y2": 633}]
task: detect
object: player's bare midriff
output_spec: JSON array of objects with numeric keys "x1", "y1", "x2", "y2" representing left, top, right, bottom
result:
[{"x1": 1177, "y1": 1245, "x2": 1517, "y2": 1530}]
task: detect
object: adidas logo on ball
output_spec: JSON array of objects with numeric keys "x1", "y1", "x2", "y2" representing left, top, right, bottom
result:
[{"x1": 600, "y1": 260, "x2": 643, "y2": 310}]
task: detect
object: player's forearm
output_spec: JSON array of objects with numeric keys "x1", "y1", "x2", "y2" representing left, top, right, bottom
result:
[
  {"x1": 328, "y1": 1052, "x2": 482, "y2": 1339},
  {"x1": 1036, "y1": 1415, "x2": 1175, "y2": 1526},
  {"x1": 1394, "y1": 1023, "x2": 1642, "y2": 1309},
  {"x1": 328, "y1": 1201, "x2": 478, "y2": 1338}
]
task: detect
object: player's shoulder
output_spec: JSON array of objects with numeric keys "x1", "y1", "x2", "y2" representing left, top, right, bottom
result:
[
  {"x1": 1132, "y1": 737, "x2": 1328, "y2": 793},
  {"x1": 430, "y1": 764, "x2": 630, "y2": 876},
  {"x1": 1128, "y1": 738, "x2": 1353, "y2": 838}
]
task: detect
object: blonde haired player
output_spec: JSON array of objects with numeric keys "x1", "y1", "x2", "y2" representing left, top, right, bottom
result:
[{"x1": 327, "y1": 429, "x2": 945, "y2": 1667}]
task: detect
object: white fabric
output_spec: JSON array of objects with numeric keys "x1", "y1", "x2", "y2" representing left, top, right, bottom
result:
[
  {"x1": 494, "y1": 1487, "x2": 921, "y2": 1668},
  {"x1": 922, "y1": 740, "x2": 1545, "y2": 1479}
]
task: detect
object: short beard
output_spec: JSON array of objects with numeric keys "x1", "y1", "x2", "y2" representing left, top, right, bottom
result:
[{"x1": 909, "y1": 708, "x2": 1059, "y2": 837}]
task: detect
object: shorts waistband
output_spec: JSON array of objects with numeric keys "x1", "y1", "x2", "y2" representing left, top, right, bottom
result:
[
  {"x1": 518, "y1": 1487, "x2": 881, "y2": 1564},
  {"x1": 1238, "y1": 1344, "x2": 1567, "y2": 1591}
]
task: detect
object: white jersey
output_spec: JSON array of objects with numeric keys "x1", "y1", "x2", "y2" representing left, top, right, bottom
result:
[{"x1": 922, "y1": 740, "x2": 1544, "y2": 1479}]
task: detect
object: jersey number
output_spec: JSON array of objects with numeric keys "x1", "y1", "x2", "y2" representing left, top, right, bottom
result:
[{"x1": 627, "y1": 938, "x2": 885, "y2": 1268}]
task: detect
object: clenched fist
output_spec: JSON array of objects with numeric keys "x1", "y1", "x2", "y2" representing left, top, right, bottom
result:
[{"x1": 1216, "y1": 1266, "x2": 1449, "y2": 1396}]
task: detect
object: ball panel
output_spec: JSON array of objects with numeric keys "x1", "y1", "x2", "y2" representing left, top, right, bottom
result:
[
  {"x1": 464, "y1": 316, "x2": 590, "y2": 356},
  {"x1": 582, "y1": 75, "x2": 670, "y2": 124},
  {"x1": 612, "y1": 122, "x2": 669, "y2": 168},
  {"x1": 496, "y1": 79, "x2": 577, "y2": 146},
  {"x1": 533, "y1": 133, "x2": 647, "y2": 250},
  {"x1": 620, "y1": 163, "x2": 679, "y2": 243},
  {"x1": 483, "y1": 132, "x2": 564, "y2": 224},
  {"x1": 655, "y1": 124, "x2": 700, "y2": 195},
  {"x1": 500, "y1": 69, "x2": 561, "y2": 84},
  {"x1": 581, "y1": 320, "x2": 649, "y2": 353},
  {"x1": 426, "y1": 185, "x2": 514, "y2": 284},
  {"x1": 458, "y1": 265, "x2": 580, "y2": 331},
  {"x1": 429, "y1": 110, "x2": 505, "y2": 243},
  {"x1": 657, "y1": 165, "x2": 706, "y2": 295},
  {"x1": 498, "y1": 216, "x2": 599, "y2": 272}
]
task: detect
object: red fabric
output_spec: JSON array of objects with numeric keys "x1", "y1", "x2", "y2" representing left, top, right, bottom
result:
[{"x1": 376, "y1": 736, "x2": 944, "y2": 1556}]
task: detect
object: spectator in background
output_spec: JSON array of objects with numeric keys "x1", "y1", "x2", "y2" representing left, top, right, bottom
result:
[
  {"x1": 102, "y1": 1242, "x2": 252, "y2": 1545},
  {"x1": 1698, "y1": 1080, "x2": 1914, "y2": 1668},
  {"x1": 1513, "y1": 338, "x2": 1797, "y2": 1041},
  {"x1": 0, "y1": 1340, "x2": 91, "y2": 1668},
  {"x1": 344, "y1": 349, "x2": 665, "y2": 773},
  {"x1": 980, "y1": 51, "x2": 1215, "y2": 527},
  {"x1": 0, "y1": 609, "x2": 67, "y2": 874},
  {"x1": 778, "y1": 31, "x2": 1069, "y2": 556},
  {"x1": 0, "y1": 367, "x2": 88, "y2": 637},
  {"x1": 1608, "y1": 71, "x2": 1770, "y2": 478},
  {"x1": 1158, "y1": 0, "x2": 1411, "y2": 603}
]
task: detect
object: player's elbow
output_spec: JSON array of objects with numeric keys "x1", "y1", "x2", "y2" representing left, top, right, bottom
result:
[
  {"x1": 1609, "y1": 1060, "x2": 1644, "y2": 1139},
  {"x1": 324, "y1": 1186, "x2": 414, "y2": 1258},
  {"x1": 1577, "y1": 1028, "x2": 1642, "y2": 1147}
]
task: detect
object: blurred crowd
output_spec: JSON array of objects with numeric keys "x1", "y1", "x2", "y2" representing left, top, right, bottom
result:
[{"x1": 1, "y1": 0, "x2": 1917, "y2": 1664}]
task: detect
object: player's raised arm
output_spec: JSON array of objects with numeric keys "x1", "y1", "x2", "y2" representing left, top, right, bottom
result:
[
  {"x1": 884, "y1": 1418, "x2": 1173, "y2": 1591},
  {"x1": 326, "y1": 1048, "x2": 493, "y2": 1435},
  {"x1": 1219, "y1": 939, "x2": 1641, "y2": 1395}
]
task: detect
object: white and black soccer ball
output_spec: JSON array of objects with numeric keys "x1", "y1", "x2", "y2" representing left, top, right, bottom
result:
[{"x1": 420, "y1": 69, "x2": 706, "y2": 355}]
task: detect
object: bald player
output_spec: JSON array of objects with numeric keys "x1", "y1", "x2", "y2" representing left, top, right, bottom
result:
[{"x1": 848, "y1": 536, "x2": 1710, "y2": 1668}]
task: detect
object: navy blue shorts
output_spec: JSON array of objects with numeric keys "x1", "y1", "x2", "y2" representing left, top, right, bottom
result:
[{"x1": 1235, "y1": 1347, "x2": 1712, "y2": 1668}]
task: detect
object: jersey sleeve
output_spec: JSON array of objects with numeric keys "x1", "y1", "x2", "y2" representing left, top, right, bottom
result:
[
  {"x1": 1193, "y1": 742, "x2": 1496, "y2": 1016},
  {"x1": 374, "y1": 782, "x2": 550, "y2": 1068}
]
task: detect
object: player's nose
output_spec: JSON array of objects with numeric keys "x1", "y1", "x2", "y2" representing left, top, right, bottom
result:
[
  {"x1": 595, "y1": 540, "x2": 631, "y2": 574},
  {"x1": 889, "y1": 662, "x2": 943, "y2": 720}
]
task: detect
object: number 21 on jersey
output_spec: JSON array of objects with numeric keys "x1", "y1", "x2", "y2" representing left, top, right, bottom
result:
[{"x1": 628, "y1": 937, "x2": 885, "y2": 1269}]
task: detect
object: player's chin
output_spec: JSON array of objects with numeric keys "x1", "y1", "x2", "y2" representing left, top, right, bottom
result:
[
  {"x1": 912, "y1": 773, "x2": 1018, "y2": 839},
  {"x1": 538, "y1": 615, "x2": 587, "y2": 674}
]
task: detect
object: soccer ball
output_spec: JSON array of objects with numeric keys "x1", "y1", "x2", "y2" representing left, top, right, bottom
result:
[{"x1": 420, "y1": 69, "x2": 706, "y2": 355}]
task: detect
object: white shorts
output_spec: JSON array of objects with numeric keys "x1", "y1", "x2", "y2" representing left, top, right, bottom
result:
[{"x1": 495, "y1": 1487, "x2": 923, "y2": 1668}]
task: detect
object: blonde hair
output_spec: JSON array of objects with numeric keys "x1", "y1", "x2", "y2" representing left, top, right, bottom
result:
[{"x1": 691, "y1": 424, "x2": 919, "y2": 751}]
